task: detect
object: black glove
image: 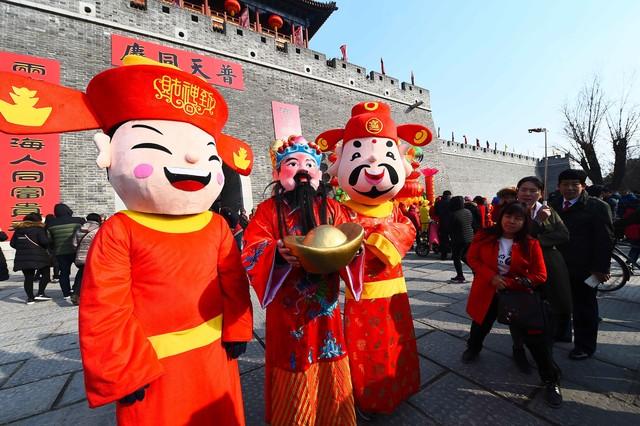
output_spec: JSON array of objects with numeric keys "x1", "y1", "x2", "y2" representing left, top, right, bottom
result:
[
  {"x1": 118, "y1": 385, "x2": 149, "y2": 405},
  {"x1": 224, "y1": 342, "x2": 247, "y2": 359}
]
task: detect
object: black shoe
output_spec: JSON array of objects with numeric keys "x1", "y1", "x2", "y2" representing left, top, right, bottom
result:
[
  {"x1": 512, "y1": 346, "x2": 532, "y2": 374},
  {"x1": 544, "y1": 381, "x2": 562, "y2": 408},
  {"x1": 25, "y1": 298, "x2": 35, "y2": 305},
  {"x1": 355, "y1": 406, "x2": 376, "y2": 422},
  {"x1": 461, "y1": 348, "x2": 480, "y2": 364},
  {"x1": 449, "y1": 276, "x2": 466, "y2": 283},
  {"x1": 568, "y1": 348, "x2": 591, "y2": 360}
]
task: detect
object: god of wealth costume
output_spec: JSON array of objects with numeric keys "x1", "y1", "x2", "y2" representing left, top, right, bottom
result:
[
  {"x1": 317, "y1": 101, "x2": 433, "y2": 414},
  {"x1": 241, "y1": 136, "x2": 362, "y2": 426},
  {"x1": 0, "y1": 56, "x2": 254, "y2": 425}
]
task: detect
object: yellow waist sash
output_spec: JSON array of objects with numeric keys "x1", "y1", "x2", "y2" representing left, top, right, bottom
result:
[
  {"x1": 147, "y1": 314, "x2": 223, "y2": 359},
  {"x1": 346, "y1": 277, "x2": 407, "y2": 300}
]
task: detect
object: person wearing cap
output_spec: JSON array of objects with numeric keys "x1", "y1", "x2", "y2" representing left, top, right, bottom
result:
[
  {"x1": 241, "y1": 135, "x2": 361, "y2": 426},
  {"x1": 317, "y1": 101, "x2": 433, "y2": 417},
  {"x1": 0, "y1": 56, "x2": 254, "y2": 425}
]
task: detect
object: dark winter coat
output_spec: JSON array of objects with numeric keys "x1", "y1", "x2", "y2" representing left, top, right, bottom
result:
[
  {"x1": 529, "y1": 206, "x2": 572, "y2": 316},
  {"x1": 46, "y1": 204, "x2": 85, "y2": 256},
  {"x1": 434, "y1": 196, "x2": 452, "y2": 231},
  {"x1": 551, "y1": 191, "x2": 614, "y2": 279},
  {"x1": 449, "y1": 196, "x2": 474, "y2": 245},
  {"x1": 464, "y1": 202, "x2": 481, "y2": 232},
  {"x1": 0, "y1": 231, "x2": 9, "y2": 281},
  {"x1": 10, "y1": 222, "x2": 51, "y2": 271}
]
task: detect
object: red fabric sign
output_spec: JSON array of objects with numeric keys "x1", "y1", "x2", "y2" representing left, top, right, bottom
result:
[
  {"x1": 111, "y1": 34, "x2": 244, "y2": 91},
  {"x1": 271, "y1": 101, "x2": 301, "y2": 140},
  {"x1": 0, "y1": 51, "x2": 60, "y2": 235}
]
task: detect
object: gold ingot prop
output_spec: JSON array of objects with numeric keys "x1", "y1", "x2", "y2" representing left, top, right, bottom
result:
[{"x1": 283, "y1": 224, "x2": 364, "y2": 274}]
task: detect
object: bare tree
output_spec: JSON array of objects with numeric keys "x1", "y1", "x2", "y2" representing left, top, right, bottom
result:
[
  {"x1": 561, "y1": 77, "x2": 608, "y2": 184},
  {"x1": 606, "y1": 87, "x2": 640, "y2": 189}
]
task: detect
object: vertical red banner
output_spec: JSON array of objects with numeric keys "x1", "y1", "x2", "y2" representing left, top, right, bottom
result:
[
  {"x1": 0, "y1": 51, "x2": 60, "y2": 235},
  {"x1": 271, "y1": 101, "x2": 302, "y2": 140}
]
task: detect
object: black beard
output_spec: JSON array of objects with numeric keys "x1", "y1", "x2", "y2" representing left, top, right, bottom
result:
[
  {"x1": 282, "y1": 172, "x2": 319, "y2": 234},
  {"x1": 354, "y1": 186, "x2": 395, "y2": 199}
]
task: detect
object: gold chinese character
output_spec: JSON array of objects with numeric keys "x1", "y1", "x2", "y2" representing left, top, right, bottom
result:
[
  {"x1": 11, "y1": 202, "x2": 41, "y2": 217},
  {"x1": 11, "y1": 186, "x2": 45, "y2": 199},
  {"x1": 12, "y1": 171, "x2": 44, "y2": 183}
]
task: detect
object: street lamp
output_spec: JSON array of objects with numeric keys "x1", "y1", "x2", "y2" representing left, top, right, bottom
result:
[{"x1": 528, "y1": 127, "x2": 548, "y2": 201}]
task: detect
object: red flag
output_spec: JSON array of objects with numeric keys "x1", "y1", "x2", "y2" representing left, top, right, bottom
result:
[
  {"x1": 255, "y1": 10, "x2": 261, "y2": 31},
  {"x1": 380, "y1": 57, "x2": 385, "y2": 75},
  {"x1": 239, "y1": 8, "x2": 249, "y2": 28},
  {"x1": 293, "y1": 25, "x2": 304, "y2": 46},
  {"x1": 340, "y1": 44, "x2": 348, "y2": 62}
]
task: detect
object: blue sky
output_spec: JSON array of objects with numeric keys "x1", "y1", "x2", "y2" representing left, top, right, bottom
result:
[{"x1": 310, "y1": 0, "x2": 640, "y2": 165}]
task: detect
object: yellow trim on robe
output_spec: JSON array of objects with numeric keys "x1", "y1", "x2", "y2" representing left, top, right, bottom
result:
[
  {"x1": 148, "y1": 314, "x2": 223, "y2": 359},
  {"x1": 345, "y1": 277, "x2": 407, "y2": 300},
  {"x1": 121, "y1": 210, "x2": 212, "y2": 233},
  {"x1": 366, "y1": 233, "x2": 402, "y2": 266},
  {"x1": 344, "y1": 200, "x2": 394, "y2": 218}
]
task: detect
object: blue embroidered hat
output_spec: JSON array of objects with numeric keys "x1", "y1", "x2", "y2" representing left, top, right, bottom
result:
[{"x1": 271, "y1": 135, "x2": 323, "y2": 170}]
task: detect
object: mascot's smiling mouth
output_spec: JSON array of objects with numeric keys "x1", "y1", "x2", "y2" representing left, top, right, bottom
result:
[
  {"x1": 364, "y1": 169, "x2": 385, "y2": 185},
  {"x1": 164, "y1": 167, "x2": 211, "y2": 192}
]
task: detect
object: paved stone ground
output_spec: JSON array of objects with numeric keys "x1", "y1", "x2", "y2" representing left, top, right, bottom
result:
[{"x1": 1, "y1": 253, "x2": 639, "y2": 425}]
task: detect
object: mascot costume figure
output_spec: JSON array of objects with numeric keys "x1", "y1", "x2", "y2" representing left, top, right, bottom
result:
[
  {"x1": 241, "y1": 135, "x2": 364, "y2": 426},
  {"x1": 317, "y1": 101, "x2": 433, "y2": 415},
  {"x1": 0, "y1": 56, "x2": 254, "y2": 425}
]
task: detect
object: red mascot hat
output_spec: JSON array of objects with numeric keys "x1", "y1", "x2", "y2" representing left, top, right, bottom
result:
[
  {"x1": 316, "y1": 101, "x2": 433, "y2": 152},
  {"x1": 0, "y1": 55, "x2": 253, "y2": 175}
]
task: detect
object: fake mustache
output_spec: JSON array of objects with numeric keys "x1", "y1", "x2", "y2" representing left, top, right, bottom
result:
[{"x1": 348, "y1": 164, "x2": 399, "y2": 186}]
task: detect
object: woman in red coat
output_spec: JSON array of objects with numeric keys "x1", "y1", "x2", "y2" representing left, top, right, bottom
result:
[{"x1": 462, "y1": 201, "x2": 563, "y2": 408}]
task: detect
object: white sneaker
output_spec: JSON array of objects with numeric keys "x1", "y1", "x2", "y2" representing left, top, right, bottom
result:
[
  {"x1": 34, "y1": 294, "x2": 52, "y2": 301},
  {"x1": 63, "y1": 296, "x2": 71, "y2": 301},
  {"x1": 26, "y1": 299, "x2": 35, "y2": 305}
]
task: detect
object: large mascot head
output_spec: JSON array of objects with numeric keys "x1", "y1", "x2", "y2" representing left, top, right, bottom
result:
[
  {"x1": 0, "y1": 55, "x2": 253, "y2": 215},
  {"x1": 316, "y1": 101, "x2": 432, "y2": 206}
]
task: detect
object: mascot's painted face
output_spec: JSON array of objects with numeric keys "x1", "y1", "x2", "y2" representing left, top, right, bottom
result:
[
  {"x1": 94, "y1": 119, "x2": 225, "y2": 215},
  {"x1": 273, "y1": 152, "x2": 322, "y2": 192},
  {"x1": 336, "y1": 136, "x2": 410, "y2": 205}
]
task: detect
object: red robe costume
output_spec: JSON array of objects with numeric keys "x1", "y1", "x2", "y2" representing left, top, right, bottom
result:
[
  {"x1": 241, "y1": 197, "x2": 357, "y2": 426},
  {"x1": 80, "y1": 210, "x2": 253, "y2": 426},
  {"x1": 342, "y1": 200, "x2": 420, "y2": 414}
]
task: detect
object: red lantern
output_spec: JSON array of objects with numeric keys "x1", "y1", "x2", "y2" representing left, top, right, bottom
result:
[
  {"x1": 224, "y1": 0, "x2": 241, "y2": 16},
  {"x1": 396, "y1": 180, "x2": 423, "y2": 200},
  {"x1": 268, "y1": 14, "x2": 284, "y2": 30}
]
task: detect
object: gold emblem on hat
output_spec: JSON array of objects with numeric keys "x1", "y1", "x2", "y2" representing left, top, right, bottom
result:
[
  {"x1": 153, "y1": 75, "x2": 216, "y2": 116},
  {"x1": 233, "y1": 147, "x2": 251, "y2": 170},
  {"x1": 317, "y1": 137, "x2": 329, "y2": 151},
  {"x1": 0, "y1": 86, "x2": 52, "y2": 127},
  {"x1": 414, "y1": 130, "x2": 429, "y2": 145},
  {"x1": 364, "y1": 102, "x2": 379, "y2": 111},
  {"x1": 365, "y1": 117, "x2": 383, "y2": 134}
]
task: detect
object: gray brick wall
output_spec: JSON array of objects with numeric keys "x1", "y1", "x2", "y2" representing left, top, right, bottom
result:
[{"x1": 1, "y1": 0, "x2": 538, "y2": 215}]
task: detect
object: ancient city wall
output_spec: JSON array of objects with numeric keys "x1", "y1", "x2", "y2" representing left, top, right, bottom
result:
[{"x1": 1, "y1": 0, "x2": 541, "y2": 214}]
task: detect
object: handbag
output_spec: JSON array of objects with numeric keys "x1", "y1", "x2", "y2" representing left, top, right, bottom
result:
[{"x1": 496, "y1": 277, "x2": 547, "y2": 329}]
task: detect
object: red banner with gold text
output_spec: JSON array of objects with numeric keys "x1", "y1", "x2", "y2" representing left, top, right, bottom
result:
[{"x1": 0, "y1": 51, "x2": 60, "y2": 235}]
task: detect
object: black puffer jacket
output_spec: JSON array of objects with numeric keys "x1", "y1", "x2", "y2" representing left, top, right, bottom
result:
[
  {"x1": 450, "y1": 196, "x2": 474, "y2": 244},
  {"x1": 10, "y1": 222, "x2": 51, "y2": 271}
]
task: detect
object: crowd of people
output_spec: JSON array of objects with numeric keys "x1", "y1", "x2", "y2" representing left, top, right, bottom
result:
[
  {"x1": 413, "y1": 169, "x2": 640, "y2": 408},
  {"x1": 0, "y1": 203, "x2": 104, "y2": 305}
]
